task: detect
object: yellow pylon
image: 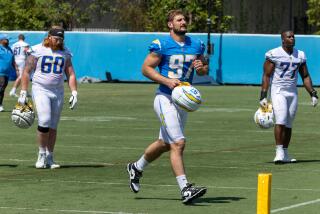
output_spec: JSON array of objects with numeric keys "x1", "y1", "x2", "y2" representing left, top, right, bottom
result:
[{"x1": 257, "y1": 173, "x2": 272, "y2": 214}]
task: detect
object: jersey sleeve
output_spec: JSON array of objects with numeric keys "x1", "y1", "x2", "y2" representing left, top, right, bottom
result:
[
  {"x1": 265, "y1": 50, "x2": 276, "y2": 63},
  {"x1": 148, "y1": 39, "x2": 162, "y2": 54},
  {"x1": 300, "y1": 51, "x2": 307, "y2": 64}
]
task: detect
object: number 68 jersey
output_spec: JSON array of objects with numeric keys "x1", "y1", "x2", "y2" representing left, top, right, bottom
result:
[
  {"x1": 266, "y1": 46, "x2": 306, "y2": 89},
  {"x1": 31, "y1": 44, "x2": 72, "y2": 89}
]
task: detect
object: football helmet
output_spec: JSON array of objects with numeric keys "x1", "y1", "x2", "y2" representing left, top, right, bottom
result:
[
  {"x1": 11, "y1": 100, "x2": 35, "y2": 129},
  {"x1": 254, "y1": 103, "x2": 274, "y2": 129}
]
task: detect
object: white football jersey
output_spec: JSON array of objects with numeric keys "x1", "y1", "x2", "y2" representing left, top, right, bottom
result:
[
  {"x1": 266, "y1": 46, "x2": 306, "y2": 89},
  {"x1": 11, "y1": 40, "x2": 29, "y2": 62},
  {"x1": 31, "y1": 43, "x2": 72, "y2": 89}
]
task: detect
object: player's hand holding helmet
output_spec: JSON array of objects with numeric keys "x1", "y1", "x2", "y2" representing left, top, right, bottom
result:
[
  {"x1": 69, "y1": 90, "x2": 78, "y2": 110},
  {"x1": 254, "y1": 102, "x2": 274, "y2": 129},
  {"x1": 18, "y1": 90, "x2": 28, "y2": 105},
  {"x1": 310, "y1": 90, "x2": 318, "y2": 107},
  {"x1": 11, "y1": 100, "x2": 35, "y2": 129},
  {"x1": 259, "y1": 98, "x2": 268, "y2": 109}
]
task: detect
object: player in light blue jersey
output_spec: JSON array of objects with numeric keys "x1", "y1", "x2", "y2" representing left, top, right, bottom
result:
[{"x1": 127, "y1": 9, "x2": 208, "y2": 204}]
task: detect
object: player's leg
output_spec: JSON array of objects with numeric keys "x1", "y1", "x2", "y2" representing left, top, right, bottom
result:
[
  {"x1": 10, "y1": 63, "x2": 24, "y2": 97},
  {"x1": 32, "y1": 86, "x2": 52, "y2": 168},
  {"x1": 156, "y1": 93, "x2": 206, "y2": 203},
  {"x1": 271, "y1": 88, "x2": 288, "y2": 163},
  {"x1": 127, "y1": 139, "x2": 170, "y2": 193},
  {"x1": 46, "y1": 90, "x2": 64, "y2": 169},
  {"x1": 283, "y1": 91, "x2": 298, "y2": 163},
  {"x1": 0, "y1": 76, "x2": 8, "y2": 111}
]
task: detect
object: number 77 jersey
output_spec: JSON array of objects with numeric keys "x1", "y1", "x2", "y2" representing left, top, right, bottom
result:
[
  {"x1": 149, "y1": 36, "x2": 205, "y2": 95},
  {"x1": 31, "y1": 43, "x2": 72, "y2": 89},
  {"x1": 266, "y1": 46, "x2": 306, "y2": 88}
]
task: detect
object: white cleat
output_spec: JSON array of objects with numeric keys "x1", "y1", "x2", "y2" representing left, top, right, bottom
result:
[
  {"x1": 0, "y1": 105, "x2": 4, "y2": 112},
  {"x1": 283, "y1": 154, "x2": 297, "y2": 163},
  {"x1": 35, "y1": 153, "x2": 47, "y2": 169},
  {"x1": 47, "y1": 154, "x2": 60, "y2": 169},
  {"x1": 273, "y1": 152, "x2": 285, "y2": 164}
]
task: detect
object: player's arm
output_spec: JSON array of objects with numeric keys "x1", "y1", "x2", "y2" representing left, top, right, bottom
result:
[
  {"x1": 259, "y1": 59, "x2": 274, "y2": 107},
  {"x1": 142, "y1": 52, "x2": 180, "y2": 89},
  {"x1": 193, "y1": 55, "x2": 208, "y2": 76},
  {"x1": 65, "y1": 56, "x2": 78, "y2": 109},
  {"x1": 299, "y1": 63, "x2": 318, "y2": 106},
  {"x1": 20, "y1": 55, "x2": 36, "y2": 91},
  {"x1": 18, "y1": 55, "x2": 36, "y2": 105}
]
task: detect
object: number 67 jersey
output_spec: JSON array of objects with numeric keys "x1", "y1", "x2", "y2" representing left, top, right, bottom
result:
[
  {"x1": 31, "y1": 43, "x2": 72, "y2": 89},
  {"x1": 266, "y1": 46, "x2": 306, "y2": 89}
]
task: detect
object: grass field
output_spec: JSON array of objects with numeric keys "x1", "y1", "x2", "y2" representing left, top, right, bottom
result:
[{"x1": 0, "y1": 83, "x2": 320, "y2": 214}]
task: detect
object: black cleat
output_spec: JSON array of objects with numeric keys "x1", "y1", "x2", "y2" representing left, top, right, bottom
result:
[
  {"x1": 127, "y1": 163, "x2": 143, "y2": 193},
  {"x1": 181, "y1": 183, "x2": 207, "y2": 204}
]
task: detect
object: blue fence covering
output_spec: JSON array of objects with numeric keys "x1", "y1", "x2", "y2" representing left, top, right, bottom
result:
[{"x1": 2, "y1": 31, "x2": 320, "y2": 85}]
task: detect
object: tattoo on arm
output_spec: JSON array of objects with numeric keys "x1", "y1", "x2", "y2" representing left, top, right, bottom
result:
[
  {"x1": 25, "y1": 55, "x2": 36, "y2": 71},
  {"x1": 65, "y1": 56, "x2": 73, "y2": 68}
]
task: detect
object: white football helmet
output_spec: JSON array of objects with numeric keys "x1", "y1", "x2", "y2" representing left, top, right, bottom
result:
[
  {"x1": 254, "y1": 103, "x2": 274, "y2": 129},
  {"x1": 171, "y1": 82, "x2": 202, "y2": 112},
  {"x1": 11, "y1": 101, "x2": 35, "y2": 129}
]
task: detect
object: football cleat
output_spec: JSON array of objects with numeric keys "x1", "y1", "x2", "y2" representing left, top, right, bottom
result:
[
  {"x1": 181, "y1": 183, "x2": 207, "y2": 204},
  {"x1": 273, "y1": 151, "x2": 284, "y2": 164},
  {"x1": 46, "y1": 154, "x2": 61, "y2": 169},
  {"x1": 283, "y1": 153, "x2": 297, "y2": 163},
  {"x1": 0, "y1": 105, "x2": 4, "y2": 112},
  {"x1": 35, "y1": 153, "x2": 47, "y2": 169},
  {"x1": 127, "y1": 163, "x2": 143, "y2": 193}
]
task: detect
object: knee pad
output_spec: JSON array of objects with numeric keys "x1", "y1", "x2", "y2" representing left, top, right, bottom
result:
[{"x1": 38, "y1": 126, "x2": 49, "y2": 133}]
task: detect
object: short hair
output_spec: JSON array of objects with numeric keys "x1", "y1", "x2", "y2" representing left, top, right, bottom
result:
[
  {"x1": 18, "y1": 34, "x2": 25, "y2": 40},
  {"x1": 281, "y1": 30, "x2": 293, "y2": 39},
  {"x1": 167, "y1": 9, "x2": 185, "y2": 23}
]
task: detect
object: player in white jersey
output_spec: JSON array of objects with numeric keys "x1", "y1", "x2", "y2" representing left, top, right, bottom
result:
[
  {"x1": 18, "y1": 27, "x2": 78, "y2": 169},
  {"x1": 259, "y1": 30, "x2": 318, "y2": 164},
  {"x1": 9, "y1": 34, "x2": 29, "y2": 97}
]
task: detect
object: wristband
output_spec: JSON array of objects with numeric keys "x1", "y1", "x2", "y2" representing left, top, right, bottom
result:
[
  {"x1": 260, "y1": 90, "x2": 267, "y2": 101},
  {"x1": 310, "y1": 90, "x2": 318, "y2": 98}
]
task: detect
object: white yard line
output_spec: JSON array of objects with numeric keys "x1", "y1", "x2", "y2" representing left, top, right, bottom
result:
[
  {"x1": 0, "y1": 177, "x2": 320, "y2": 193},
  {"x1": 271, "y1": 198, "x2": 320, "y2": 213},
  {"x1": 0, "y1": 206, "x2": 138, "y2": 214}
]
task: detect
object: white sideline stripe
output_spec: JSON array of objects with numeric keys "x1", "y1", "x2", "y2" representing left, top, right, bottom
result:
[
  {"x1": 271, "y1": 198, "x2": 320, "y2": 213},
  {"x1": 0, "y1": 206, "x2": 137, "y2": 214},
  {"x1": 1, "y1": 177, "x2": 320, "y2": 192}
]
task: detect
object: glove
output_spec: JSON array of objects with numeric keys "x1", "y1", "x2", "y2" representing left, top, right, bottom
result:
[
  {"x1": 312, "y1": 96, "x2": 318, "y2": 107},
  {"x1": 259, "y1": 98, "x2": 268, "y2": 108},
  {"x1": 310, "y1": 90, "x2": 318, "y2": 107},
  {"x1": 69, "y1": 91, "x2": 78, "y2": 110},
  {"x1": 18, "y1": 90, "x2": 28, "y2": 105}
]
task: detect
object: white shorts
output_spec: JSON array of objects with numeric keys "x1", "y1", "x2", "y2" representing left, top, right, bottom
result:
[
  {"x1": 271, "y1": 86, "x2": 298, "y2": 128},
  {"x1": 15, "y1": 60, "x2": 25, "y2": 77},
  {"x1": 32, "y1": 85, "x2": 64, "y2": 129},
  {"x1": 154, "y1": 92, "x2": 188, "y2": 144}
]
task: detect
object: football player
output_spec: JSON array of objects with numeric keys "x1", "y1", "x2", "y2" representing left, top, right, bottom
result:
[
  {"x1": 259, "y1": 30, "x2": 318, "y2": 164},
  {"x1": 127, "y1": 9, "x2": 208, "y2": 204},
  {"x1": 18, "y1": 27, "x2": 78, "y2": 169},
  {"x1": 9, "y1": 34, "x2": 30, "y2": 97}
]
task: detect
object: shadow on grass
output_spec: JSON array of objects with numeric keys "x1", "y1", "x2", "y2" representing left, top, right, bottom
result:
[
  {"x1": 266, "y1": 159, "x2": 320, "y2": 164},
  {"x1": 0, "y1": 164, "x2": 18, "y2": 168},
  {"x1": 135, "y1": 196, "x2": 246, "y2": 205},
  {"x1": 60, "y1": 164, "x2": 108, "y2": 168}
]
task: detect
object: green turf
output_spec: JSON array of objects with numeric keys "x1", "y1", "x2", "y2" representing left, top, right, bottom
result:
[{"x1": 0, "y1": 83, "x2": 320, "y2": 214}]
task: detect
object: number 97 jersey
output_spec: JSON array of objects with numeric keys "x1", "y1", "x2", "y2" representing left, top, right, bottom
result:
[
  {"x1": 31, "y1": 43, "x2": 72, "y2": 89},
  {"x1": 266, "y1": 46, "x2": 306, "y2": 89},
  {"x1": 149, "y1": 36, "x2": 205, "y2": 95}
]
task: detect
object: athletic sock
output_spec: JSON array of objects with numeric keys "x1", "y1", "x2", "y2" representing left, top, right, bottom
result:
[
  {"x1": 276, "y1": 145, "x2": 283, "y2": 152},
  {"x1": 176, "y1": 174, "x2": 188, "y2": 191},
  {"x1": 39, "y1": 146, "x2": 46, "y2": 154},
  {"x1": 134, "y1": 155, "x2": 149, "y2": 171},
  {"x1": 10, "y1": 87, "x2": 16, "y2": 94}
]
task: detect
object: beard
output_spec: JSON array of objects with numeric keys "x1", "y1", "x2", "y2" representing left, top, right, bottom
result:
[
  {"x1": 173, "y1": 27, "x2": 187, "y2": 36},
  {"x1": 50, "y1": 41, "x2": 64, "y2": 51}
]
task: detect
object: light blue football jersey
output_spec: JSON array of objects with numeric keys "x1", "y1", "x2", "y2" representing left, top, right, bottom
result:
[{"x1": 148, "y1": 35, "x2": 205, "y2": 95}]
